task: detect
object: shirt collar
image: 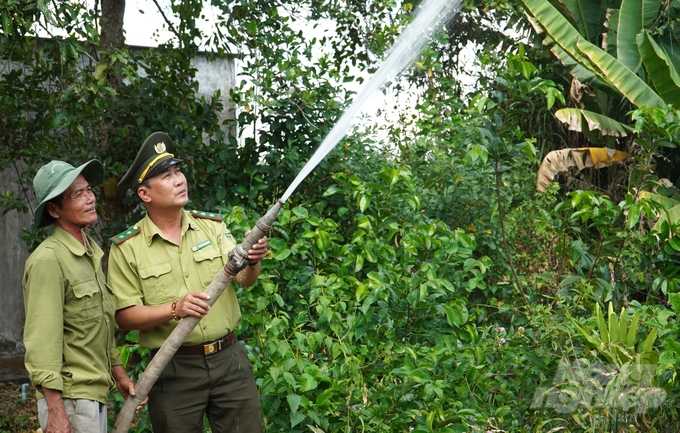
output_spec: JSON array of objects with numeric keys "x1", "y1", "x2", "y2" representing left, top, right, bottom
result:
[
  {"x1": 141, "y1": 210, "x2": 197, "y2": 246},
  {"x1": 51, "y1": 225, "x2": 102, "y2": 260}
]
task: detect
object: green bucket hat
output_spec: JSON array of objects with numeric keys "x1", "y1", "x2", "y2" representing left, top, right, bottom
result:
[
  {"x1": 118, "y1": 132, "x2": 182, "y2": 191},
  {"x1": 33, "y1": 160, "x2": 105, "y2": 228}
]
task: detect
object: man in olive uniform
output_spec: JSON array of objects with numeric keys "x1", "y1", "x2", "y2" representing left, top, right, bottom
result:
[
  {"x1": 23, "y1": 159, "x2": 143, "y2": 433},
  {"x1": 108, "y1": 132, "x2": 267, "y2": 432}
]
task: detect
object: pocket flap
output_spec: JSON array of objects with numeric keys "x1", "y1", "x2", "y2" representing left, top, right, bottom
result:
[
  {"x1": 72, "y1": 280, "x2": 98, "y2": 298},
  {"x1": 193, "y1": 246, "x2": 221, "y2": 262},
  {"x1": 139, "y1": 262, "x2": 172, "y2": 279}
]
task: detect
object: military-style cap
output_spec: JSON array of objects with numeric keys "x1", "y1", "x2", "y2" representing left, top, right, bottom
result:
[
  {"x1": 118, "y1": 132, "x2": 182, "y2": 191},
  {"x1": 33, "y1": 159, "x2": 104, "y2": 228}
]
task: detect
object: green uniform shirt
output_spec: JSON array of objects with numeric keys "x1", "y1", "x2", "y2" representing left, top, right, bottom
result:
[
  {"x1": 108, "y1": 210, "x2": 241, "y2": 349},
  {"x1": 22, "y1": 226, "x2": 121, "y2": 403}
]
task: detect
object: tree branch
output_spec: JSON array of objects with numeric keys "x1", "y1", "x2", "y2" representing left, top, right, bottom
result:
[{"x1": 151, "y1": 0, "x2": 181, "y2": 41}]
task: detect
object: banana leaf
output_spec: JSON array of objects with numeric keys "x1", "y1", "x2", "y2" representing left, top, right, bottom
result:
[
  {"x1": 550, "y1": 45, "x2": 597, "y2": 84},
  {"x1": 555, "y1": 108, "x2": 632, "y2": 137},
  {"x1": 520, "y1": 0, "x2": 594, "y2": 71},
  {"x1": 555, "y1": 0, "x2": 609, "y2": 42},
  {"x1": 551, "y1": 45, "x2": 623, "y2": 98},
  {"x1": 637, "y1": 30, "x2": 680, "y2": 106},
  {"x1": 576, "y1": 38, "x2": 666, "y2": 108},
  {"x1": 617, "y1": 0, "x2": 644, "y2": 70},
  {"x1": 604, "y1": 8, "x2": 619, "y2": 57},
  {"x1": 658, "y1": 38, "x2": 680, "y2": 70},
  {"x1": 642, "y1": 0, "x2": 662, "y2": 28},
  {"x1": 536, "y1": 147, "x2": 628, "y2": 192}
]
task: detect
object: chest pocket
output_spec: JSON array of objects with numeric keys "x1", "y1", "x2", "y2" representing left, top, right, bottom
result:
[
  {"x1": 192, "y1": 246, "x2": 223, "y2": 288},
  {"x1": 67, "y1": 280, "x2": 102, "y2": 325},
  {"x1": 139, "y1": 262, "x2": 174, "y2": 305}
]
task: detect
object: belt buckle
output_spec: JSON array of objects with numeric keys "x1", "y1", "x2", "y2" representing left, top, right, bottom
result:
[{"x1": 204, "y1": 342, "x2": 218, "y2": 355}]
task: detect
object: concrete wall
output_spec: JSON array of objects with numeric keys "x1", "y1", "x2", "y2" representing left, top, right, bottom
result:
[
  {"x1": 0, "y1": 167, "x2": 33, "y2": 381},
  {"x1": 0, "y1": 48, "x2": 237, "y2": 381},
  {"x1": 192, "y1": 53, "x2": 237, "y2": 137}
]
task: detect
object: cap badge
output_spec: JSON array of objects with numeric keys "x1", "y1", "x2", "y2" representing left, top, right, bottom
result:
[{"x1": 154, "y1": 142, "x2": 167, "y2": 154}]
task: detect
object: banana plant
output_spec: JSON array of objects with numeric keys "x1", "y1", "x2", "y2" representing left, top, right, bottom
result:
[
  {"x1": 572, "y1": 302, "x2": 658, "y2": 368},
  {"x1": 521, "y1": 0, "x2": 668, "y2": 111},
  {"x1": 521, "y1": 0, "x2": 680, "y2": 191}
]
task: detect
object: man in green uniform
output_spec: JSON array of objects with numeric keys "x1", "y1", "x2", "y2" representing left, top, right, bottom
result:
[
  {"x1": 108, "y1": 132, "x2": 268, "y2": 432},
  {"x1": 23, "y1": 159, "x2": 143, "y2": 433}
]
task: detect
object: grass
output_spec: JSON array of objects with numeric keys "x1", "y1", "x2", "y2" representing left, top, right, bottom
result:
[{"x1": 0, "y1": 381, "x2": 40, "y2": 433}]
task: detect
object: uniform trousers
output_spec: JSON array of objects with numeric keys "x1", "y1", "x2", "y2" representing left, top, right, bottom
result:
[{"x1": 148, "y1": 340, "x2": 264, "y2": 433}]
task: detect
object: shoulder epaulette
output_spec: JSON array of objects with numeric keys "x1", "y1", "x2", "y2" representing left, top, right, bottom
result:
[
  {"x1": 109, "y1": 226, "x2": 141, "y2": 245},
  {"x1": 190, "y1": 210, "x2": 223, "y2": 222}
]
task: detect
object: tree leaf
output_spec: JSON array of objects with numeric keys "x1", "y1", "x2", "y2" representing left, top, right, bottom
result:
[
  {"x1": 287, "y1": 393, "x2": 302, "y2": 413},
  {"x1": 627, "y1": 202, "x2": 640, "y2": 229},
  {"x1": 669, "y1": 292, "x2": 680, "y2": 313},
  {"x1": 322, "y1": 185, "x2": 343, "y2": 197},
  {"x1": 358, "y1": 194, "x2": 371, "y2": 213},
  {"x1": 670, "y1": 236, "x2": 680, "y2": 251}
]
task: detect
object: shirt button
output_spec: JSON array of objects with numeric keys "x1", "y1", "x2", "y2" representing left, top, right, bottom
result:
[
  {"x1": 202, "y1": 325, "x2": 207, "y2": 330},
  {"x1": 185, "y1": 273, "x2": 189, "y2": 278}
]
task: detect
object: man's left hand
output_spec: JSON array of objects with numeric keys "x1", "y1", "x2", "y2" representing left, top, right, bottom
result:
[
  {"x1": 112, "y1": 365, "x2": 149, "y2": 413},
  {"x1": 245, "y1": 231, "x2": 268, "y2": 264}
]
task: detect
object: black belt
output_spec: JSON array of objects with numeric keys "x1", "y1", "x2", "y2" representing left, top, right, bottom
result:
[{"x1": 152, "y1": 332, "x2": 238, "y2": 356}]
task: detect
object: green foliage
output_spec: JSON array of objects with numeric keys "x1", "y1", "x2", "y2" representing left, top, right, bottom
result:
[
  {"x1": 237, "y1": 168, "x2": 483, "y2": 431},
  {"x1": 573, "y1": 302, "x2": 658, "y2": 367},
  {"x1": 531, "y1": 302, "x2": 666, "y2": 432},
  {"x1": 109, "y1": 331, "x2": 152, "y2": 432}
]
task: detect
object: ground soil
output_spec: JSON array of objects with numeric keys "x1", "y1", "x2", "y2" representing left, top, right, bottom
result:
[{"x1": 0, "y1": 381, "x2": 40, "y2": 433}]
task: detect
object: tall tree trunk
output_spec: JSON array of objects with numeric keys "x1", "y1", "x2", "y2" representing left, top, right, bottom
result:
[
  {"x1": 97, "y1": 0, "x2": 127, "y2": 261},
  {"x1": 100, "y1": 0, "x2": 126, "y2": 84}
]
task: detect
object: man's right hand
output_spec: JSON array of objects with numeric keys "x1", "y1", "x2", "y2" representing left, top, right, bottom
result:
[
  {"x1": 43, "y1": 388, "x2": 72, "y2": 433},
  {"x1": 176, "y1": 292, "x2": 212, "y2": 319}
]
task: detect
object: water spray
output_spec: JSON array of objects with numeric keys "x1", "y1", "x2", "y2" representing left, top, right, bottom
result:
[{"x1": 113, "y1": 0, "x2": 460, "y2": 430}]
